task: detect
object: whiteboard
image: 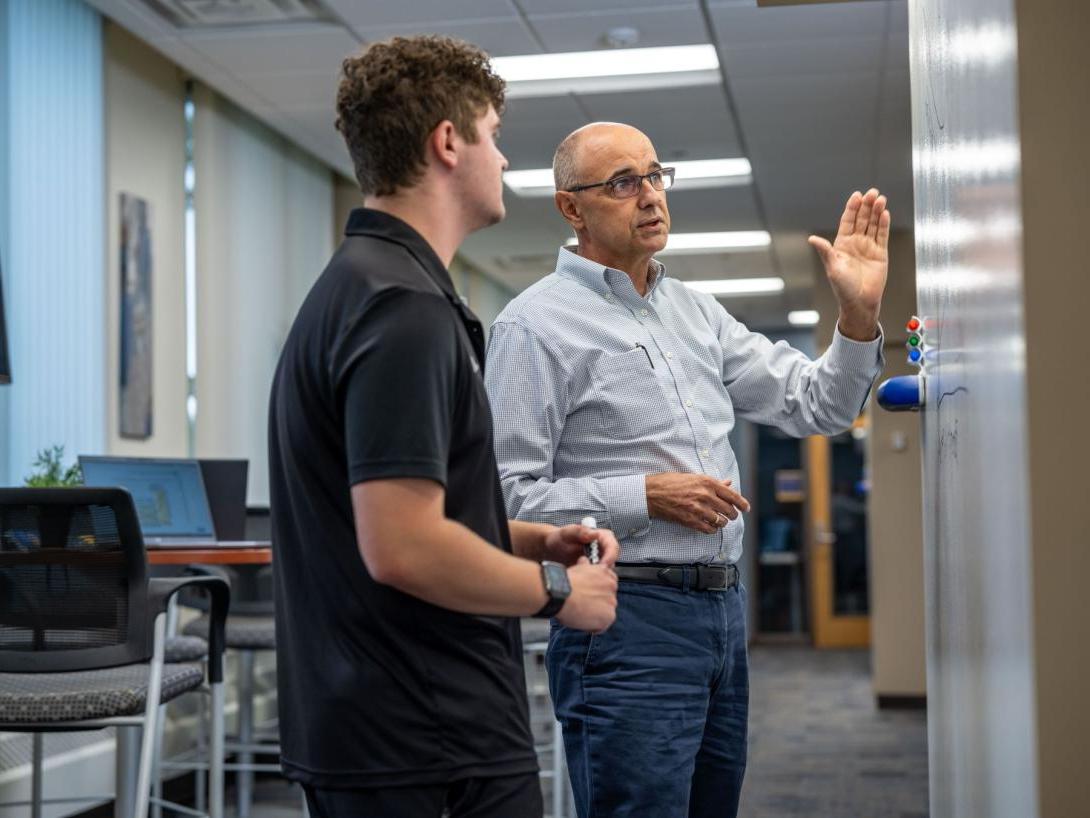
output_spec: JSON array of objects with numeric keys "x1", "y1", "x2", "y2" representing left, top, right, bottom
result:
[{"x1": 910, "y1": 0, "x2": 1038, "y2": 815}]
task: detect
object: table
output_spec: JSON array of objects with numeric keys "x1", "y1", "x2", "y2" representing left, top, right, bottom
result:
[{"x1": 146, "y1": 541, "x2": 272, "y2": 566}]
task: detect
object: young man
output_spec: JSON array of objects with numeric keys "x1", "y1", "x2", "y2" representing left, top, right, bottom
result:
[
  {"x1": 268, "y1": 38, "x2": 619, "y2": 818},
  {"x1": 485, "y1": 122, "x2": 889, "y2": 817}
]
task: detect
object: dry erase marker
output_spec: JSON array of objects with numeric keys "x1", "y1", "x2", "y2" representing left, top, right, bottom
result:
[{"x1": 581, "y1": 516, "x2": 599, "y2": 564}]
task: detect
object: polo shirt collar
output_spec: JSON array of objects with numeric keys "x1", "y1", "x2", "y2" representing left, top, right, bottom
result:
[{"x1": 344, "y1": 208, "x2": 459, "y2": 303}]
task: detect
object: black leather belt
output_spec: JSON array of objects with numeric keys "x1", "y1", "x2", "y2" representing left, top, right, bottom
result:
[{"x1": 614, "y1": 562, "x2": 739, "y2": 592}]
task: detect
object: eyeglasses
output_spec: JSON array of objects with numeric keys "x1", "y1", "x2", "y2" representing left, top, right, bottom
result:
[{"x1": 566, "y1": 167, "x2": 675, "y2": 199}]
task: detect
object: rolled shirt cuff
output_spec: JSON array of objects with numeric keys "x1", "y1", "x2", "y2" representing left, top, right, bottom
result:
[{"x1": 602, "y1": 473, "x2": 651, "y2": 540}]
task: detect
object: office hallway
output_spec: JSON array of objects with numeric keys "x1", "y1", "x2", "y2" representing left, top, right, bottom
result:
[{"x1": 741, "y1": 646, "x2": 928, "y2": 818}]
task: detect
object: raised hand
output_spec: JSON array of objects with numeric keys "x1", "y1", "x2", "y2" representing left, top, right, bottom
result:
[{"x1": 807, "y1": 188, "x2": 890, "y2": 341}]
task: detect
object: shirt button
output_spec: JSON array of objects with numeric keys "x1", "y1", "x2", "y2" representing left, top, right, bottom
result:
[
  {"x1": 630, "y1": 528, "x2": 640, "y2": 536},
  {"x1": 605, "y1": 295, "x2": 614, "y2": 303},
  {"x1": 685, "y1": 399, "x2": 693, "y2": 408},
  {"x1": 701, "y1": 448, "x2": 710, "y2": 457},
  {"x1": 640, "y1": 308, "x2": 649, "y2": 317},
  {"x1": 666, "y1": 351, "x2": 673, "y2": 359}
]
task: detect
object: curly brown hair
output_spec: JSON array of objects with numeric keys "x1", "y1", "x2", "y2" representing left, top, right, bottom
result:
[{"x1": 335, "y1": 35, "x2": 506, "y2": 197}]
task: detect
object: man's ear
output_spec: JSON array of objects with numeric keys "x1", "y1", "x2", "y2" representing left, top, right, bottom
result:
[
  {"x1": 428, "y1": 120, "x2": 459, "y2": 171},
  {"x1": 555, "y1": 191, "x2": 584, "y2": 231}
]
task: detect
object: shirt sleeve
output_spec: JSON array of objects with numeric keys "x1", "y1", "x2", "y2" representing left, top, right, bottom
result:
[
  {"x1": 333, "y1": 288, "x2": 460, "y2": 487},
  {"x1": 485, "y1": 320, "x2": 651, "y2": 537},
  {"x1": 718, "y1": 308, "x2": 885, "y2": 437}
]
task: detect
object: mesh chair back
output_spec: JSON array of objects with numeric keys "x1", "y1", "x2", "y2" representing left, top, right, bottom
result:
[{"x1": 0, "y1": 488, "x2": 152, "y2": 672}]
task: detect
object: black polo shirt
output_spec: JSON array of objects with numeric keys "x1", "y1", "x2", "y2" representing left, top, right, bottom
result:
[{"x1": 268, "y1": 209, "x2": 537, "y2": 788}]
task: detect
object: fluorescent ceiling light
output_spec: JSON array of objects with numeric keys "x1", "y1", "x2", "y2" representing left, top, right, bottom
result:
[
  {"x1": 503, "y1": 168, "x2": 558, "y2": 195},
  {"x1": 565, "y1": 230, "x2": 770, "y2": 255},
  {"x1": 684, "y1": 278, "x2": 785, "y2": 296},
  {"x1": 788, "y1": 310, "x2": 820, "y2": 326},
  {"x1": 492, "y1": 44, "x2": 720, "y2": 99},
  {"x1": 504, "y1": 158, "x2": 752, "y2": 197}
]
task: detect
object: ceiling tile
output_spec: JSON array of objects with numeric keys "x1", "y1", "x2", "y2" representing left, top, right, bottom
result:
[
  {"x1": 663, "y1": 187, "x2": 763, "y2": 232},
  {"x1": 664, "y1": 252, "x2": 779, "y2": 282},
  {"x1": 500, "y1": 96, "x2": 589, "y2": 167},
  {"x1": 720, "y1": 36, "x2": 885, "y2": 80},
  {"x1": 84, "y1": 0, "x2": 176, "y2": 41},
  {"x1": 885, "y1": 28, "x2": 910, "y2": 74},
  {"x1": 182, "y1": 25, "x2": 360, "y2": 76},
  {"x1": 355, "y1": 18, "x2": 541, "y2": 56},
  {"x1": 709, "y1": 2, "x2": 889, "y2": 45},
  {"x1": 323, "y1": 0, "x2": 516, "y2": 29},
  {"x1": 527, "y1": 7, "x2": 707, "y2": 52},
  {"x1": 579, "y1": 85, "x2": 745, "y2": 160},
  {"x1": 729, "y1": 71, "x2": 879, "y2": 158},
  {"x1": 503, "y1": 95, "x2": 587, "y2": 126},
  {"x1": 875, "y1": 68, "x2": 913, "y2": 212},
  {"x1": 519, "y1": 0, "x2": 698, "y2": 14},
  {"x1": 887, "y1": 0, "x2": 909, "y2": 34},
  {"x1": 495, "y1": 118, "x2": 582, "y2": 168},
  {"x1": 755, "y1": 155, "x2": 881, "y2": 232}
]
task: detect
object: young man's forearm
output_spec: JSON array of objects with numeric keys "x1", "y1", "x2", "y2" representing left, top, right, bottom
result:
[
  {"x1": 362, "y1": 516, "x2": 549, "y2": 617},
  {"x1": 508, "y1": 519, "x2": 553, "y2": 562}
]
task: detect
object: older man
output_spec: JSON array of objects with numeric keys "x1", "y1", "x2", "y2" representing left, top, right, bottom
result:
[{"x1": 484, "y1": 122, "x2": 888, "y2": 818}]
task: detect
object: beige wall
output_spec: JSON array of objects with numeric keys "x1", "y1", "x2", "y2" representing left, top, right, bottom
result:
[
  {"x1": 333, "y1": 173, "x2": 361, "y2": 245},
  {"x1": 193, "y1": 85, "x2": 334, "y2": 505},
  {"x1": 866, "y1": 230, "x2": 925, "y2": 698},
  {"x1": 811, "y1": 230, "x2": 926, "y2": 697},
  {"x1": 104, "y1": 22, "x2": 189, "y2": 457},
  {"x1": 1017, "y1": 0, "x2": 1090, "y2": 812},
  {"x1": 452, "y1": 258, "x2": 517, "y2": 332}
]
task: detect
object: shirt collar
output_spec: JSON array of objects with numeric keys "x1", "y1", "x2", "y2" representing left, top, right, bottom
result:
[
  {"x1": 344, "y1": 208, "x2": 459, "y2": 303},
  {"x1": 554, "y1": 246, "x2": 668, "y2": 300}
]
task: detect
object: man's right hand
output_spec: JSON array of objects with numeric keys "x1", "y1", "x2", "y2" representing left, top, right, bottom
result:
[
  {"x1": 556, "y1": 557, "x2": 618, "y2": 633},
  {"x1": 646, "y1": 472, "x2": 751, "y2": 534}
]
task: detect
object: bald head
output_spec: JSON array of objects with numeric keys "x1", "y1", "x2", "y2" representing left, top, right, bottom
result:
[
  {"x1": 550, "y1": 121, "x2": 670, "y2": 288},
  {"x1": 552, "y1": 122, "x2": 652, "y2": 191}
]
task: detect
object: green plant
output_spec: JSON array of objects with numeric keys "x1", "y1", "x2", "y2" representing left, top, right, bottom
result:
[{"x1": 24, "y1": 445, "x2": 83, "y2": 487}]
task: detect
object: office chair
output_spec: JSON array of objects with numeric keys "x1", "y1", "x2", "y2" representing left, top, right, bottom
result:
[{"x1": 0, "y1": 487, "x2": 229, "y2": 818}]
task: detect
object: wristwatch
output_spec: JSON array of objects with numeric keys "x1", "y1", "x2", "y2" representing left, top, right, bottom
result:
[{"x1": 533, "y1": 560, "x2": 571, "y2": 618}]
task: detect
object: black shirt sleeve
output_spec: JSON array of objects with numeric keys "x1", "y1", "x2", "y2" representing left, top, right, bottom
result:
[{"x1": 334, "y1": 288, "x2": 461, "y2": 487}]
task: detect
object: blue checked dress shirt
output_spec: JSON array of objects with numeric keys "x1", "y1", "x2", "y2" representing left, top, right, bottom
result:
[{"x1": 484, "y1": 247, "x2": 884, "y2": 565}]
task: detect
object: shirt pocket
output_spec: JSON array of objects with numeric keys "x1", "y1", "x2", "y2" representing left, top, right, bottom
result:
[{"x1": 590, "y1": 347, "x2": 675, "y2": 442}]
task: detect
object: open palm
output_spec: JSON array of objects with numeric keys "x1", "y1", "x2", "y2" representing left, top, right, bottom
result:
[{"x1": 808, "y1": 188, "x2": 890, "y2": 322}]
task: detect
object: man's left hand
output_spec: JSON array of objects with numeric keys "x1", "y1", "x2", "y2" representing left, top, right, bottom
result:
[
  {"x1": 544, "y1": 524, "x2": 620, "y2": 568},
  {"x1": 808, "y1": 188, "x2": 890, "y2": 341}
]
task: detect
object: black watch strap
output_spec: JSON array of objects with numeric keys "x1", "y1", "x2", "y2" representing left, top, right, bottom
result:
[
  {"x1": 533, "y1": 561, "x2": 571, "y2": 618},
  {"x1": 534, "y1": 594, "x2": 566, "y2": 619}
]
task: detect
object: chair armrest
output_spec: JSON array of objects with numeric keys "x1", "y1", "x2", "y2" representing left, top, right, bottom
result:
[{"x1": 148, "y1": 576, "x2": 231, "y2": 684}]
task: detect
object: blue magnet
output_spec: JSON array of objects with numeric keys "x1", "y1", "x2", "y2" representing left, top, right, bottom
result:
[{"x1": 877, "y1": 375, "x2": 925, "y2": 411}]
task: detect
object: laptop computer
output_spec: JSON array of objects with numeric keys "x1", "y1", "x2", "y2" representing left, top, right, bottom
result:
[
  {"x1": 198, "y1": 459, "x2": 248, "y2": 541},
  {"x1": 79, "y1": 456, "x2": 218, "y2": 546}
]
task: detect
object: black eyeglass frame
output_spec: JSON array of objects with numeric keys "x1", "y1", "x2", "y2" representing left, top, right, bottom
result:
[{"x1": 565, "y1": 167, "x2": 676, "y2": 198}]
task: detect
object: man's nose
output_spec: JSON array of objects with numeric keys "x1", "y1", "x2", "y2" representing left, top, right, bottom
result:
[{"x1": 637, "y1": 177, "x2": 662, "y2": 206}]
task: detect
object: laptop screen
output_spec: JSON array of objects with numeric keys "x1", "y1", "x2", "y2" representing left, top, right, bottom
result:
[{"x1": 79, "y1": 456, "x2": 216, "y2": 539}]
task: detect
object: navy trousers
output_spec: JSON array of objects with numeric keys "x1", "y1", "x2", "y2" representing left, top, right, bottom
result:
[{"x1": 547, "y1": 579, "x2": 749, "y2": 818}]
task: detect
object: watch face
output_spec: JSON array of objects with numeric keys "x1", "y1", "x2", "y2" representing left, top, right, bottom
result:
[{"x1": 542, "y1": 561, "x2": 572, "y2": 597}]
